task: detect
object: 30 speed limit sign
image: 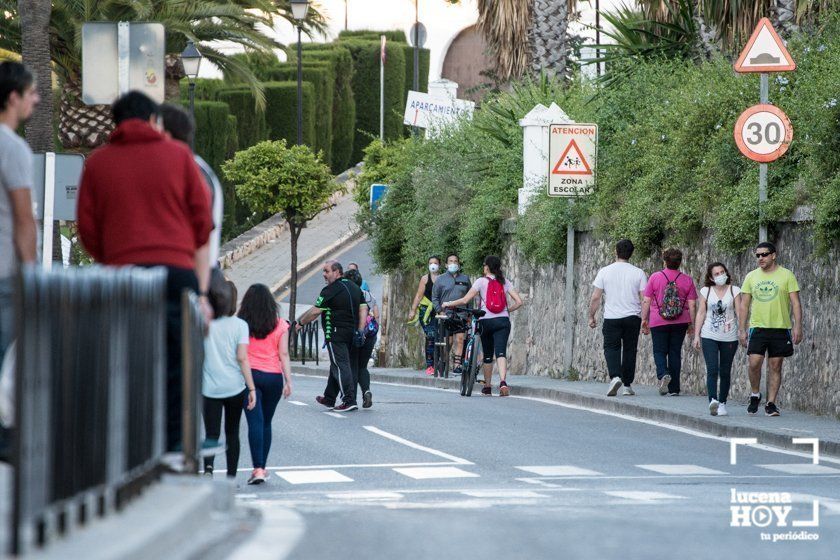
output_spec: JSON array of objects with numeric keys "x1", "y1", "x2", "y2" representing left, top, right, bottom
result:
[{"x1": 733, "y1": 104, "x2": 793, "y2": 163}]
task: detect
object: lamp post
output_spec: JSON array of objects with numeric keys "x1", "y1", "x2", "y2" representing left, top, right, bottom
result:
[
  {"x1": 181, "y1": 41, "x2": 203, "y2": 118},
  {"x1": 291, "y1": 0, "x2": 310, "y2": 146}
]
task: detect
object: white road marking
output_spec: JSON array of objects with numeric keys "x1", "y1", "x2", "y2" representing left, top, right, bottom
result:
[
  {"x1": 383, "y1": 500, "x2": 491, "y2": 510},
  {"x1": 326, "y1": 491, "x2": 404, "y2": 501},
  {"x1": 516, "y1": 466, "x2": 602, "y2": 477},
  {"x1": 227, "y1": 501, "x2": 305, "y2": 560},
  {"x1": 236, "y1": 461, "x2": 458, "y2": 472},
  {"x1": 393, "y1": 466, "x2": 479, "y2": 480},
  {"x1": 275, "y1": 469, "x2": 354, "y2": 484},
  {"x1": 288, "y1": 400, "x2": 308, "y2": 406},
  {"x1": 236, "y1": 493, "x2": 258, "y2": 499},
  {"x1": 461, "y1": 490, "x2": 548, "y2": 498},
  {"x1": 637, "y1": 464, "x2": 727, "y2": 475},
  {"x1": 757, "y1": 463, "x2": 840, "y2": 475},
  {"x1": 324, "y1": 412, "x2": 346, "y2": 418},
  {"x1": 364, "y1": 425, "x2": 473, "y2": 465},
  {"x1": 604, "y1": 491, "x2": 688, "y2": 502}
]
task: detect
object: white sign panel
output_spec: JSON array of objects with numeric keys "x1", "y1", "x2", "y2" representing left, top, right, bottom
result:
[
  {"x1": 82, "y1": 22, "x2": 165, "y2": 104},
  {"x1": 403, "y1": 90, "x2": 475, "y2": 129},
  {"x1": 734, "y1": 18, "x2": 795, "y2": 73},
  {"x1": 548, "y1": 123, "x2": 598, "y2": 197}
]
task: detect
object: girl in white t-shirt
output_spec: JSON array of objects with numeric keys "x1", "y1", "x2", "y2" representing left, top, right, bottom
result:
[{"x1": 693, "y1": 262, "x2": 741, "y2": 417}]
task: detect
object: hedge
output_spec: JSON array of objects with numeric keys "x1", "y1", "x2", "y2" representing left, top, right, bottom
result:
[
  {"x1": 227, "y1": 51, "x2": 283, "y2": 82},
  {"x1": 337, "y1": 39, "x2": 406, "y2": 165},
  {"x1": 265, "y1": 64, "x2": 333, "y2": 166},
  {"x1": 191, "y1": 101, "x2": 234, "y2": 173},
  {"x1": 179, "y1": 78, "x2": 229, "y2": 101},
  {"x1": 338, "y1": 29, "x2": 407, "y2": 43},
  {"x1": 298, "y1": 44, "x2": 356, "y2": 173},
  {"x1": 402, "y1": 46, "x2": 430, "y2": 94},
  {"x1": 217, "y1": 88, "x2": 269, "y2": 149},
  {"x1": 262, "y1": 81, "x2": 317, "y2": 149}
]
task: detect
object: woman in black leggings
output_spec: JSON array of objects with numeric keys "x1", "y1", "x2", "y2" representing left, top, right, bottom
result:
[{"x1": 443, "y1": 256, "x2": 523, "y2": 396}]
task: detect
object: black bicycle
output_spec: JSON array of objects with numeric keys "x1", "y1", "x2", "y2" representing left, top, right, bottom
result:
[{"x1": 433, "y1": 307, "x2": 485, "y2": 396}]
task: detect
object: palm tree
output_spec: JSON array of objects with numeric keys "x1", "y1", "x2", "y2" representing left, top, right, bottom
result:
[
  {"x1": 0, "y1": 0, "x2": 328, "y2": 150},
  {"x1": 529, "y1": 0, "x2": 576, "y2": 79},
  {"x1": 18, "y1": 0, "x2": 53, "y2": 152}
]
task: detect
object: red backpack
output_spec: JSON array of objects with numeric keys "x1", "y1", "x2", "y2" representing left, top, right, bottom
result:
[{"x1": 485, "y1": 277, "x2": 507, "y2": 313}]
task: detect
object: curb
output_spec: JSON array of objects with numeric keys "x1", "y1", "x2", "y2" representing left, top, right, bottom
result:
[
  {"x1": 295, "y1": 365, "x2": 840, "y2": 461},
  {"x1": 271, "y1": 232, "x2": 365, "y2": 298}
]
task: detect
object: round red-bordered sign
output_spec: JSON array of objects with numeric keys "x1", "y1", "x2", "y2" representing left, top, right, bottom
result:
[{"x1": 733, "y1": 104, "x2": 793, "y2": 163}]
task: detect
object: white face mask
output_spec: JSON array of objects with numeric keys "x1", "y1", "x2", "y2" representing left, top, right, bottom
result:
[
  {"x1": 447, "y1": 263, "x2": 460, "y2": 274},
  {"x1": 428, "y1": 263, "x2": 439, "y2": 273},
  {"x1": 713, "y1": 274, "x2": 728, "y2": 286}
]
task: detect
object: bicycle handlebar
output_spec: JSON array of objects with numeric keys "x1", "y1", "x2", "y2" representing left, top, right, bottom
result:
[{"x1": 448, "y1": 307, "x2": 486, "y2": 318}]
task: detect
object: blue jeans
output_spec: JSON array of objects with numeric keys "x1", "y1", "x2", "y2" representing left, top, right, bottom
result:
[
  {"x1": 701, "y1": 338, "x2": 738, "y2": 403},
  {"x1": 244, "y1": 370, "x2": 284, "y2": 469},
  {"x1": 650, "y1": 323, "x2": 689, "y2": 394}
]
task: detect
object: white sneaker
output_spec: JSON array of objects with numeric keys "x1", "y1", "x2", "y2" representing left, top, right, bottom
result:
[
  {"x1": 607, "y1": 377, "x2": 622, "y2": 397},
  {"x1": 622, "y1": 385, "x2": 635, "y2": 396},
  {"x1": 709, "y1": 399, "x2": 720, "y2": 416},
  {"x1": 717, "y1": 403, "x2": 728, "y2": 416},
  {"x1": 658, "y1": 374, "x2": 671, "y2": 395}
]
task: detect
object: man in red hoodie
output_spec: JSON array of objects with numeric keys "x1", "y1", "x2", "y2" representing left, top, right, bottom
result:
[{"x1": 77, "y1": 91, "x2": 212, "y2": 452}]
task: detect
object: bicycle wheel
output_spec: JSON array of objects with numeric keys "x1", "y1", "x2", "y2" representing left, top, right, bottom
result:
[
  {"x1": 434, "y1": 320, "x2": 449, "y2": 378},
  {"x1": 460, "y1": 337, "x2": 473, "y2": 396},
  {"x1": 465, "y1": 337, "x2": 481, "y2": 397}
]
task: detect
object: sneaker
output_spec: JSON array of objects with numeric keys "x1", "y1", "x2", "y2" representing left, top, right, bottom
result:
[
  {"x1": 667, "y1": 392, "x2": 680, "y2": 397},
  {"x1": 658, "y1": 374, "x2": 671, "y2": 395},
  {"x1": 607, "y1": 377, "x2": 622, "y2": 397},
  {"x1": 747, "y1": 393, "x2": 761, "y2": 415},
  {"x1": 424, "y1": 366, "x2": 434, "y2": 376},
  {"x1": 481, "y1": 386, "x2": 492, "y2": 396},
  {"x1": 200, "y1": 438, "x2": 226, "y2": 458},
  {"x1": 718, "y1": 403, "x2": 728, "y2": 416},
  {"x1": 333, "y1": 402, "x2": 358, "y2": 412},
  {"x1": 362, "y1": 391, "x2": 373, "y2": 409},
  {"x1": 316, "y1": 395, "x2": 336, "y2": 409},
  {"x1": 247, "y1": 469, "x2": 267, "y2": 485},
  {"x1": 765, "y1": 402, "x2": 780, "y2": 417},
  {"x1": 204, "y1": 465, "x2": 214, "y2": 478},
  {"x1": 709, "y1": 399, "x2": 720, "y2": 416},
  {"x1": 452, "y1": 365, "x2": 463, "y2": 376},
  {"x1": 499, "y1": 381, "x2": 510, "y2": 397},
  {"x1": 622, "y1": 386, "x2": 635, "y2": 396}
]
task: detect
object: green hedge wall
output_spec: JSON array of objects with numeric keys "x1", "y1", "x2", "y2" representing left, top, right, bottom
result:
[
  {"x1": 298, "y1": 44, "x2": 356, "y2": 173},
  {"x1": 262, "y1": 81, "x2": 317, "y2": 148},
  {"x1": 227, "y1": 51, "x2": 283, "y2": 81},
  {"x1": 338, "y1": 39, "x2": 406, "y2": 165},
  {"x1": 402, "y1": 46, "x2": 430, "y2": 94},
  {"x1": 338, "y1": 30, "x2": 407, "y2": 43},
  {"x1": 191, "y1": 101, "x2": 233, "y2": 172},
  {"x1": 217, "y1": 88, "x2": 269, "y2": 149},
  {"x1": 179, "y1": 78, "x2": 229, "y2": 101},
  {"x1": 265, "y1": 64, "x2": 333, "y2": 166}
]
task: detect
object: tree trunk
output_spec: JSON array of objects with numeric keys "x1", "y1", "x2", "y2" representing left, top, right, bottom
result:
[
  {"x1": 771, "y1": 0, "x2": 798, "y2": 38},
  {"x1": 165, "y1": 53, "x2": 186, "y2": 101},
  {"x1": 528, "y1": 0, "x2": 571, "y2": 79},
  {"x1": 288, "y1": 224, "x2": 301, "y2": 324},
  {"x1": 58, "y1": 80, "x2": 114, "y2": 150},
  {"x1": 20, "y1": 0, "x2": 53, "y2": 153}
]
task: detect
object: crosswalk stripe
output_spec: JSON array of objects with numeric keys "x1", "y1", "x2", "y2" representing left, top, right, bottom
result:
[
  {"x1": 326, "y1": 491, "x2": 404, "y2": 501},
  {"x1": 275, "y1": 469, "x2": 354, "y2": 484},
  {"x1": 604, "y1": 491, "x2": 688, "y2": 502},
  {"x1": 324, "y1": 412, "x2": 346, "y2": 418},
  {"x1": 757, "y1": 464, "x2": 840, "y2": 475},
  {"x1": 515, "y1": 466, "x2": 602, "y2": 477},
  {"x1": 393, "y1": 466, "x2": 480, "y2": 480},
  {"x1": 461, "y1": 490, "x2": 548, "y2": 498},
  {"x1": 637, "y1": 464, "x2": 727, "y2": 475},
  {"x1": 288, "y1": 400, "x2": 308, "y2": 406}
]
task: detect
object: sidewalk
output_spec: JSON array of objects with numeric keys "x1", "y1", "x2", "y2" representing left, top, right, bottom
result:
[{"x1": 295, "y1": 364, "x2": 840, "y2": 460}]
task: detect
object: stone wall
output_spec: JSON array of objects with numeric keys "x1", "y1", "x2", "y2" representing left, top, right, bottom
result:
[{"x1": 378, "y1": 220, "x2": 840, "y2": 419}]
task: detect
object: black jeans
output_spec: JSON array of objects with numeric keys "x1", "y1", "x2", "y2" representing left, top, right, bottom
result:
[
  {"x1": 701, "y1": 338, "x2": 738, "y2": 403},
  {"x1": 352, "y1": 333, "x2": 377, "y2": 395},
  {"x1": 203, "y1": 390, "x2": 246, "y2": 476},
  {"x1": 602, "y1": 316, "x2": 642, "y2": 386},
  {"x1": 650, "y1": 323, "x2": 689, "y2": 394},
  {"x1": 324, "y1": 339, "x2": 355, "y2": 405}
]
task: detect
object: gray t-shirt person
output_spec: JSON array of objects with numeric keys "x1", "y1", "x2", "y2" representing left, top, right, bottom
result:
[{"x1": 0, "y1": 123, "x2": 34, "y2": 279}]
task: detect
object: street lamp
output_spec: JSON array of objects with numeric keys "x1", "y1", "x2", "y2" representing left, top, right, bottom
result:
[
  {"x1": 181, "y1": 40, "x2": 203, "y2": 129},
  {"x1": 291, "y1": 0, "x2": 309, "y2": 146}
]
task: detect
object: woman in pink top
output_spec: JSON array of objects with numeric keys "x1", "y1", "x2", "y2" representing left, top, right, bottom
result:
[
  {"x1": 641, "y1": 248, "x2": 698, "y2": 396},
  {"x1": 237, "y1": 284, "x2": 292, "y2": 485},
  {"x1": 443, "y1": 256, "x2": 523, "y2": 397}
]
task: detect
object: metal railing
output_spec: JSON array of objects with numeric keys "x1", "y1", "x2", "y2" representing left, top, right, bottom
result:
[
  {"x1": 181, "y1": 291, "x2": 205, "y2": 474},
  {"x1": 10, "y1": 265, "x2": 206, "y2": 554},
  {"x1": 288, "y1": 321, "x2": 319, "y2": 365}
]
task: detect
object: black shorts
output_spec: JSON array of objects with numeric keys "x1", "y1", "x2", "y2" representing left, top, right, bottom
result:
[
  {"x1": 747, "y1": 328, "x2": 794, "y2": 358},
  {"x1": 480, "y1": 317, "x2": 511, "y2": 362}
]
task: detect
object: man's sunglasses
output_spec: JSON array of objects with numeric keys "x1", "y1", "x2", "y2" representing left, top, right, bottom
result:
[{"x1": 755, "y1": 252, "x2": 773, "y2": 258}]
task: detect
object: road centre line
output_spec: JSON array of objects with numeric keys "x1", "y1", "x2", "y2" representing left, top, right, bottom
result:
[
  {"x1": 292, "y1": 375, "x2": 840, "y2": 466},
  {"x1": 363, "y1": 425, "x2": 473, "y2": 465}
]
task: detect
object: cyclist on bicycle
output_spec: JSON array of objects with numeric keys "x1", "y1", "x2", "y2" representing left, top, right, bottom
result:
[
  {"x1": 431, "y1": 253, "x2": 472, "y2": 375},
  {"x1": 443, "y1": 255, "x2": 523, "y2": 396},
  {"x1": 409, "y1": 255, "x2": 441, "y2": 375}
]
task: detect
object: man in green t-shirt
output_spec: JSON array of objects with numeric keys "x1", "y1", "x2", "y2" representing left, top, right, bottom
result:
[{"x1": 738, "y1": 242, "x2": 803, "y2": 417}]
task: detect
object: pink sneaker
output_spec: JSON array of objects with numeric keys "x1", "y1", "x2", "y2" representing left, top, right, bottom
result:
[{"x1": 425, "y1": 366, "x2": 434, "y2": 376}]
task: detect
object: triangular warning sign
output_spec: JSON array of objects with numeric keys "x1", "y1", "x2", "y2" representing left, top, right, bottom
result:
[
  {"x1": 734, "y1": 17, "x2": 795, "y2": 73},
  {"x1": 552, "y1": 139, "x2": 593, "y2": 175}
]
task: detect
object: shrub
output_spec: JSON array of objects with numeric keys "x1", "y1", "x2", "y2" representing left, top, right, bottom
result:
[
  {"x1": 263, "y1": 81, "x2": 317, "y2": 149},
  {"x1": 179, "y1": 78, "x2": 229, "y2": 101},
  {"x1": 339, "y1": 30, "x2": 407, "y2": 43},
  {"x1": 217, "y1": 88, "x2": 269, "y2": 149},
  {"x1": 227, "y1": 51, "x2": 283, "y2": 81},
  {"x1": 191, "y1": 101, "x2": 234, "y2": 173}
]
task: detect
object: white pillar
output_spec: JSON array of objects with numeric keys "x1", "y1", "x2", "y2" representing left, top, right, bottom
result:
[
  {"x1": 518, "y1": 103, "x2": 572, "y2": 215},
  {"x1": 428, "y1": 78, "x2": 458, "y2": 99}
]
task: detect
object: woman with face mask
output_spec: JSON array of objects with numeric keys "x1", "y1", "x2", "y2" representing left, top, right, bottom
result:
[
  {"x1": 409, "y1": 256, "x2": 442, "y2": 375},
  {"x1": 693, "y1": 262, "x2": 741, "y2": 417}
]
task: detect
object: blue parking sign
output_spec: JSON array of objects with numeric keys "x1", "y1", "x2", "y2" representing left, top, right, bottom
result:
[{"x1": 370, "y1": 184, "x2": 388, "y2": 212}]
